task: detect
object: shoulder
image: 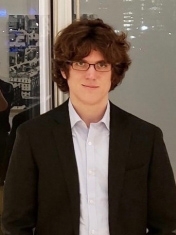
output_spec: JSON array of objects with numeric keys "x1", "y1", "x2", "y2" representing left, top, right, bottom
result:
[
  {"x1": 110, "y1": 102, "x2": 162, "y2": 135},
  {"x1": 17, "y1": 100, "x2": 69, "y2": 133}
]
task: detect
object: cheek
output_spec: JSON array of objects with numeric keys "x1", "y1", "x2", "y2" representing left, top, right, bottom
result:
[{"x1": 105, "y1": 75, "x2": 112, "y2": 88}]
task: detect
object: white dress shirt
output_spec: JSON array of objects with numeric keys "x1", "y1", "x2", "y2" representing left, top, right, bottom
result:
[{"x1": 69, "y1": 100, "x2": 110, "y2": 235}]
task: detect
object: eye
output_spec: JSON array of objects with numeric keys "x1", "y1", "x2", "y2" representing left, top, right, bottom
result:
[
  {"x1": 97, "y1": 62, "x2": 109, "y2": 68},
  {"x1": 74, "y1": 61, "x2": 86, "y2": 67}
]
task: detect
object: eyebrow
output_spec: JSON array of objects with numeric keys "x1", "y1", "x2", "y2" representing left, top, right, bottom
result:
[{"x1": 80, "y1": 59, "x2": 108, "y2": 63}]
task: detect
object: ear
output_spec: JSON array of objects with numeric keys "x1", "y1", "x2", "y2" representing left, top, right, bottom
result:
[{"x1": 60, "y1": 70, "x2": 67, "y2": 79}]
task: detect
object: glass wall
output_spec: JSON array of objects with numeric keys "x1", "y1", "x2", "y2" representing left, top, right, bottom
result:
[
  {"x1": 0, "y1": 1, "x2": 52, "y2": 227},
  {"x1": 73, "y1": 0, "x2": 176, "y2": 177}
]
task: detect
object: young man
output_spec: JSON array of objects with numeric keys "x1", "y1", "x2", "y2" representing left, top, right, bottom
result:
[{"x1": 2, "y1": 19, "x2": 176, "y2": 235}]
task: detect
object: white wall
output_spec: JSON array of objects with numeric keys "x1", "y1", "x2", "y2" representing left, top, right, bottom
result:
[{"x1": 78, "y1": 0, "x2": 176, "y2": 176}]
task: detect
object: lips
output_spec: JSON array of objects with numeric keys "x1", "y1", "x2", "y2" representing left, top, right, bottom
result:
[{"x1": 82, "y1": 84, "x2": 99, "y2": 88}]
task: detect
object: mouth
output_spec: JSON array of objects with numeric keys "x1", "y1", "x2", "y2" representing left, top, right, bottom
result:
[{"x1": 82, "y1": 84, "x2": 99, "y2": 89}]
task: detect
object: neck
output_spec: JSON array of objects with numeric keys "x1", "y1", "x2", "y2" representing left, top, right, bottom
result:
[{"x1": 70, "y1": 98, "x2": 108, "y2": 127}]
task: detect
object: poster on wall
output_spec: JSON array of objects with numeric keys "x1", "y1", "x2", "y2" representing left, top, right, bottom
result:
[{"x1": 9, "y1": 15, "x2": 39, "y2": 107}]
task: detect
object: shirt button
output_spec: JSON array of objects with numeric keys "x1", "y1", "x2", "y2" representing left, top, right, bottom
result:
[
  {"x1": 89, "y1": 199, "x2": 94, "y2": 204},
  {"x1": 88, "y1": 141, "x2": 92, "y2": 146},
  {"x1": 88, "y1": 170, "x2": 95, "y2": 176},
  {"x1": 91, "y1": 230, "x2": 95, "y2": 235}
]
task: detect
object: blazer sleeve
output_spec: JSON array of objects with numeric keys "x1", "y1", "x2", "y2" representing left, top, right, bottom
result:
[
  {"x1": 147, "y1": 127, "x2": 176, "y2": 234},
  {"x1": 1, "y1": 125, "x2": 38, "y2": 235}
]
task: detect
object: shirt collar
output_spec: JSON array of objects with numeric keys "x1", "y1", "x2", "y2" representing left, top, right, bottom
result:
[
  {"x1": 69, "y1": 99, "x2": 82, "y2": 128},
  {"x1": 68, "y1": 99, "x2": 110, "y2": 130}
]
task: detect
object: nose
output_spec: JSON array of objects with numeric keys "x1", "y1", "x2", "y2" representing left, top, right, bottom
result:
[{"x1": 85, "y1": 64, "x2": 97, "y2": 79}]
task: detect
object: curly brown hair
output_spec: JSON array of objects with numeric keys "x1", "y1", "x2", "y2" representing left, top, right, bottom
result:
[{"x1": 52, "y1": 18, "x2": 131, "y2": 92}]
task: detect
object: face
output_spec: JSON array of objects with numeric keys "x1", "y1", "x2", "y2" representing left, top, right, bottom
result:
[{"x1": 61, "y1": 50, "x2": 112, "y2": 107}]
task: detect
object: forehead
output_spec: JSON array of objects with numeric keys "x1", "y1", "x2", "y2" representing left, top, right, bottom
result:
[{"x1": 82, "y1": 49, "x2": 105, "y2": 62}]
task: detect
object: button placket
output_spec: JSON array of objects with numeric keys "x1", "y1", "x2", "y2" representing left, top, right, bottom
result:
[{"x1": 86, "y1": 125, "x2": 97, "y2": 233}]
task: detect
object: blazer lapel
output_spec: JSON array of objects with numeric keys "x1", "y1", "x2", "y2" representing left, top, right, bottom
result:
[
  {"x1": 108, "y1": 103, "x2": 132, "y2": 235},
  {"x1": 50, "y1": 101, "x2": 80, "y2": 235}
]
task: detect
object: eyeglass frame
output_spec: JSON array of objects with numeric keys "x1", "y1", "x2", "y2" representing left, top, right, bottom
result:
[{"x1": 66, "y1": 60, "x2": 112, "y2": 72}]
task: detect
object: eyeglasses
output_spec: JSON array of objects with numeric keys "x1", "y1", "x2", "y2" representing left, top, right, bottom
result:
[{"x1": 67, "y1": 61, "x2": 112, "y2": 72}]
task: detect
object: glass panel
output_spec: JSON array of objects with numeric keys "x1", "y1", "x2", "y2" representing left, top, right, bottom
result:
[
  {"x1": 52, "y1": 0, "x2": 72, "y2": 106},
  {"x1": 74, "y1": 0, "x2": 176, "y2": 177},
  {"x1": 0, "y1": 0, "x2": 52, "y2": 193},
  {"x1": 9, "y1": 15, "x2": 40, "y2": 105}
]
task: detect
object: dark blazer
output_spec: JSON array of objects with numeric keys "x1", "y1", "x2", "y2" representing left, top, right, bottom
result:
[{"x1": 2, "y1": 100, "x2": 176, "y2": 235}]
